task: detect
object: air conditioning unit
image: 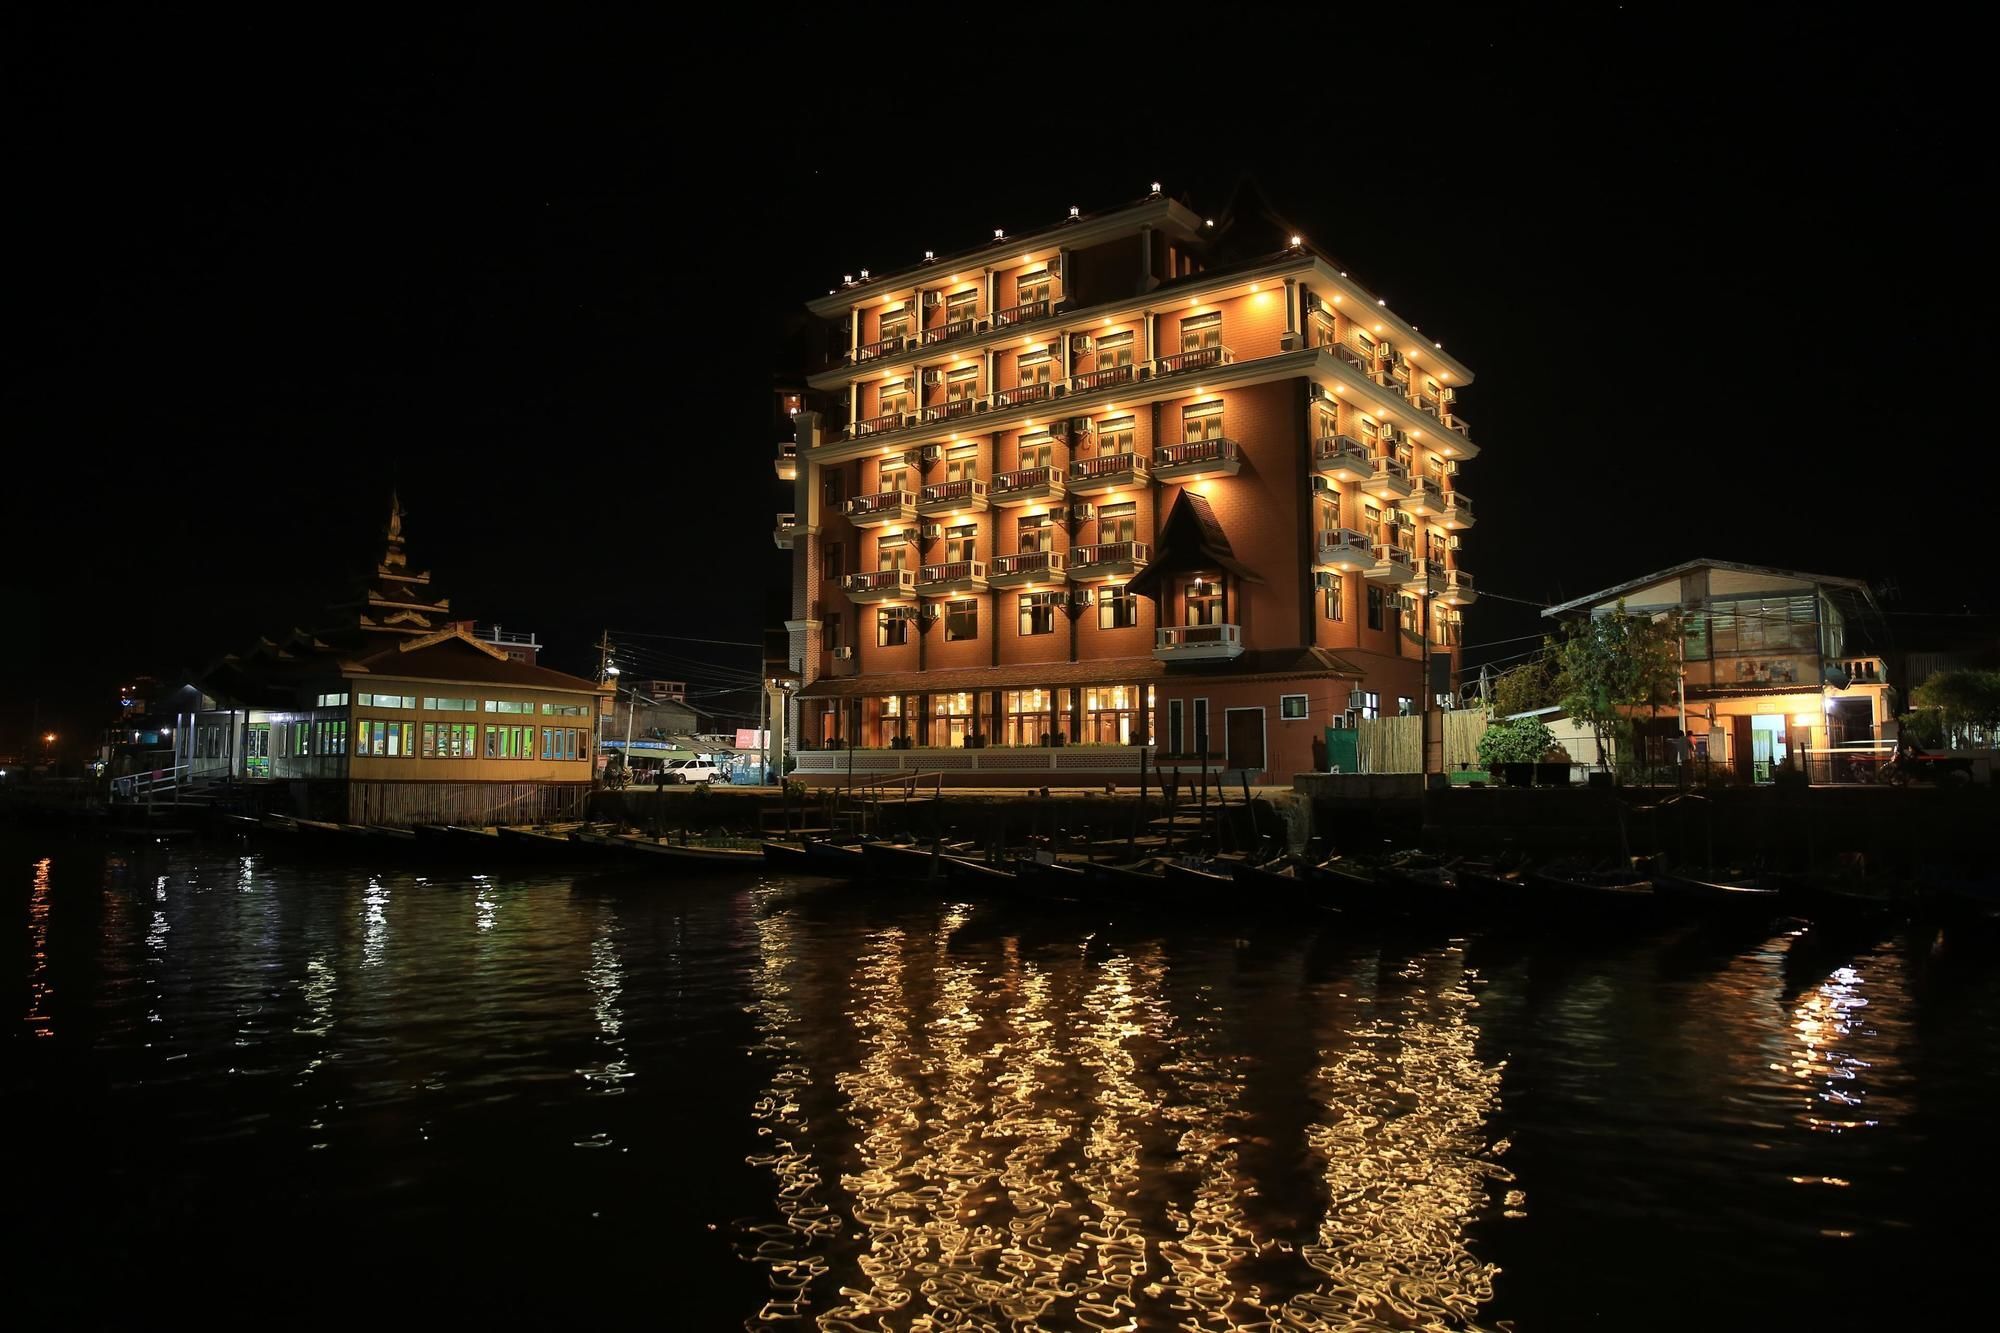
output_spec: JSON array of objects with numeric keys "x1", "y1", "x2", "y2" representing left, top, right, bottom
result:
[
  {"x1": 1061, "y1": 502, "x2": 1095, "y2": 523},
  {"x1": 1047, "y1": 255, "x2": 1062, "y2": 275},
  {"x1": 922, "y1": 369, "x2": 943, "y2": 386},
  {"x1": 831, "y1": 646, "x2": 855, "y2": 660},
  {"x1": 1307, "y1": 382, "x2": 1325, "y2": 401},
  {"x1": 918, "y1": 522, "x2": 942, "y2": 539},
  {"x1": 922, "y1": 290, "x2": 942, "y2": 307},
  {"x1": 918, "y1": 444, "x2": 942, "y2": 463},
  {"x1": 1070, "y1": 333, "x2": 1094, "y2": 355}
]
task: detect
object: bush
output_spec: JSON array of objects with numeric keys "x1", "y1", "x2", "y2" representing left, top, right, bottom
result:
[{"x1": 1477, "y1": 717, "x2": 1556, "y2": 768}]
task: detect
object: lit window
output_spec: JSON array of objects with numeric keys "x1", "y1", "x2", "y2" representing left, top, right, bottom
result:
[{"x1": 1281, "y1": 694, "x2": 1309, "y2": 721}]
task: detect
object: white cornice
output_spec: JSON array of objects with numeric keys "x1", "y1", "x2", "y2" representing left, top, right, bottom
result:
[{"x1": 805, "y1": 198, "x2": 1206, "y2": 319}]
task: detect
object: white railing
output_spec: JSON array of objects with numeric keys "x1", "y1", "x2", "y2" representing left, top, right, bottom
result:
[
  {"x1": 110, "y1": 763, "x2": 193, "y2": 800},
  {"x1": 793, "y1": 745, "x2": 1156, "y2": 775},
  {"x1": 1316, "y1": 529, "x2": 1375, "y2": 564},
  {"x1": 1156, "y1": 624, "x2": 1242, "y2": 652}
]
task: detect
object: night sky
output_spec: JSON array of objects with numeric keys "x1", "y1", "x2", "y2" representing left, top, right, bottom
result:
[{"x1": 9, "y1": 12, "x2": 1993, "y2": 753}]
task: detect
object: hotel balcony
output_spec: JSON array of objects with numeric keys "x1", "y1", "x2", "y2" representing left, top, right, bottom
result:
[
  {"x1": 990, "y1": 298, "x2": 1051, "y2": 331},
  {"x1": 1367, "y1": 457, "x2": 1414, "y2": 502},
  {"x1": 1152, "y1": 438, "x2": 1240, "y2": 482},
  {"x1": 1154, "y1": 623, "x2": 1244, "y2": 661},
  {"x1": 921, "y1": 315, "x2": 978, "y2": 347},
  {"x1": 847, "y1": 333, "x2": 911, "y2": 365},
  {"x1": 1438, "y1": 568, "x2": 1477, "y2": 606},
  {"x1": 1315, "y1": 528, "x2": 1376, "y2": 570},
  {"x1": 991, "y1": 380, "x2": 1057, "y2": 411},
  {"x1": 1070, "y1": 363, "x2": 1138, "y2": 394},
  {"x1": 920, "y1": 398, "x2": 983, "y2": 426},
  {"x1": 1439, "y1": 490, "x2": 1476, "y2": 529},
  {"x1": 1404, "y1": 477, "x2": 1446, "y2": 516},
  {"x1": 1312, "y1": 435, "x2": 1373, "y2": 483},
  {"x1": 845, "y1": 410, "x2": 907, "y2": 440},
  {"x1": 843, "y1": 569, "x2": 915, "y2": 603},
  {"x1": 917, "y1": 560, "x2": 987, "y2": 594},
  {"x1": 918, "y1": 478, "x2": 988, "y2": 515},
  {"x1": 1154, "y1": 345, "x2": 1234, "y2": 377},
  {"x1": 845, "y1": 489, "x2": 915, "y2": 527},
  {"x1": 773, "y1": 512, "x2": 799, "y2": 549},
  {"x1": 990, "y1": 550, "x2": 1067, "y2": 587},
  {"x1": 1445, "y1": 412, "x2": 1471, "y2": 440},
  {"x1": 1068, "y1": 541, "x2": 1151, "y2": 580},
  {"x1": 1333, "y1": 343, "x2": 1373, "y2": 375},
  {"x1": 1368, "y1": 544, "x2": 1417, "y2": 586},
  {"x1": 991, "y1": 466, "x2": 1065, "y2": 506},
  {"x1": 1068, "y1": 452, "x2": 1148, "y2": 494},
  {"x1": 774, "y1": 441, "x2": 797, "y2": 481}
]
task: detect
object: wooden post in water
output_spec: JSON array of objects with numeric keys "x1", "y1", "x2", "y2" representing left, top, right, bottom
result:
[{"x1": 1128, "y1": 749, "x2": 1148, "y2": 860}]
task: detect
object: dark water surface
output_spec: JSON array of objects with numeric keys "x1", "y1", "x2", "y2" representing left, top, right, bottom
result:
[{"x1": 9, "y1": 834, "x2": 1997, "y2": 1328}]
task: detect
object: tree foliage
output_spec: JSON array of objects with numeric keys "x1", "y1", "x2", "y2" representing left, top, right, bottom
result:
[
  {"x1": 1491, "y1": 657, "x2": 1556, "y2": 718},
  {"x1": 1550, "y1": 602, "x2": 1684, "y2": 768},
  {"x1": 1476, "y1": 716, "x2": 1557, "y2": 767},
  {"x1": 1909, "y1": 668, "x2": 2000, "y2": 748}
]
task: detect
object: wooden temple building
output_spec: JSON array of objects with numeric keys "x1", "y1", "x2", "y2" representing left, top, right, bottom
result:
[{"x1": 174, "y1": 496, "x2": 607, "y2": 825}]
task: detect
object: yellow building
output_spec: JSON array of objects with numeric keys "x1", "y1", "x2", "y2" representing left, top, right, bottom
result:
[
  {"x1": 178, "y1": 497, "x2": 606, "y2": 824},
  {"x1": 1543, "y1": 559, "x2": 1893, "y2": 783}
]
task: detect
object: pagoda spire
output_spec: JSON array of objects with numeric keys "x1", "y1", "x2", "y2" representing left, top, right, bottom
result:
[{"x1": 383, "y1": 491, "x2": 408, "y2": 570}]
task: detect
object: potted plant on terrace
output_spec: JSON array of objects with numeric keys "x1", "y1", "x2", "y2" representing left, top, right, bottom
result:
[{"x1": 1476, "y1": 716, "x2": 1556, "y2": 788}]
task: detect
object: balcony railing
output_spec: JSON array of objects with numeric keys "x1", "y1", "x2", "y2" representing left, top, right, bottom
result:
[
  {"x1": 1368, "y1": 458, "x2": 1412, "y2": 493},
  {"x1": 919, "y1": 560, "x2": 986, "y2": 585},
  {"x1": 1313, "y1": 435, "x2": 1373, "y2": 476},
  {"x1": 923, "y1": 316, "x2": 977, "y2": 345},
  {"x1": 843, "y1": 569, "x2": 915, "y2": 595},
  {"x1": 846, "y1": 411, "x2": 906, "y2": 439},
  {"x1": 845, "y1": 490, "x2": 914, "y2": 519},
  {"x1": 1156, "y1": 438, "x2": 1238, "y2": 469},
  {"x1": 1156, "y1": 345, "x2": 1233, "y2": 376},
  {"x1": 1417, "y1": 396, "x2": 1443, "y2": 419},
  {"x1": 1439, "y1": 489, "x2": 1474, "y2": 526},
  {"x1": 1315, "y1": 529, "x2": 1375, "y2": 567},
  {"x1": 1335, "y1": 344, "x2": 1373, "y2": 373},
  {"x1": 1071, "y1": 363, "x2": 1136, "y2": 393},
  {"x1": 849, "y1": 333, "x2": 910, "y2": 364},
  {"x1": 991, "y1": 380, "x2": 1055, "y2": 409},
  {"x1": 921, "y1": 397, "x2": 981, "y2": 424},
  {"x1": 1444, "y1": 412, "x2": 1471, "y2": 439},
  {"x1": 1407, "y1": 477, "x2": 1445, "y2": 511},
  {"x1": 1441, "y1": 569, "x2": 1477, "y2": 604},
  {"x1": 990, "y1": 298, "x2": 1050, "y2": 330},
  {"x1": 773, "y1": 512, "x2": 799, "y2": 549},
  {"x1": 1069, "y1": 453, "x2": 1145, "y2": 482},
  {"x1": 993, "y1": 466, "x2": 1061, "y2": 496},
  {"x1": 992, "y1": 550, "x2": 1066, "y2": 578},
  {"x1": 1373, "y1": 544, "x2": 1415, "y2": 571},
  {"x1": 1154, "y1": 623, "x2": 1244, "y2": 659},
  {"x1": 1070, "y1": 541, "x2": 1151, "y2": 569},
  {"x1": 919, "y1": 478, "x2": 987, "y2": 510}
]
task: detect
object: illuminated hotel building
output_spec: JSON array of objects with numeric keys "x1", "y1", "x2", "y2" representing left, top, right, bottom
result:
[{"x1": 779, "y1": 187, "x2": 1479, "y2": 782}]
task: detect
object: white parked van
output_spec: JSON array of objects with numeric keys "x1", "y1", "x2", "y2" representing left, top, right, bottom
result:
[{"x1": 661, "y1": 758, "x2": 721, "y2": 784}]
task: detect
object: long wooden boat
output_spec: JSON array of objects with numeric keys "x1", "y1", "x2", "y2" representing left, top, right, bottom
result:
[
  {"x1": 498, "y1": 825, "x2": 586, "y2": 860},
  {"x1": 1230, "y1": 858, "x2": 1327, "y2": 916},
  {"x1": 861, "y1": 840, "x2": 951, "y2": 882},
  {"x1": 942, "y1": 856, "x2": 1022, "y2": 897},
  {"x1": 1651, "y1": 869, "x2": 1781, "y2": 911},
  {"x1": 365, "y1": 824, "x2": 420, "y2": 845},
  {"x1": 760, "y1": 840, "x2": 819, "y2": 872},
  {"x1": 1527, "y1": 863, "x2": 1657, "y2": 912}
]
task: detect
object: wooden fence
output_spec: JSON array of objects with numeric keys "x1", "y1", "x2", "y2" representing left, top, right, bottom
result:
[
  {"x1": 345, "y1": 780, "x2": 592, "y2": 827},
  {"x1": 1352, "y1": 709, "x2": 1490, "y2": 774}
]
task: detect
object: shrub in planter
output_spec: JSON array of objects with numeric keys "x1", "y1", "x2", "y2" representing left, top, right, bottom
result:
[{"x1": 1478, "y1": 717, "x2": 1556, "y2": 769}]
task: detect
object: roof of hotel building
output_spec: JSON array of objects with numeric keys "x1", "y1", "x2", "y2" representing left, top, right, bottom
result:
[
  {"x1": 795, "y1": 647, "x2": 1362, "y2": 700},
  {"x1": 1542, "y1": 558, "x2": 1880, "y2": 618}
]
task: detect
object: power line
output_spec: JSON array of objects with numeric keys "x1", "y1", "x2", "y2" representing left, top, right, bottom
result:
[{"x1": 609, "y1": 628, "x2": 765, "y2": 648}]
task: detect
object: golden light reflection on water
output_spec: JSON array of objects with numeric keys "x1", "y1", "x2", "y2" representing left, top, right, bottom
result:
[
  {"x1": 736, "y1": 914, "x2": 1512, "y2": 1331},
  {"x1": 1789, "y1": 957, "x2": 1881, "y2": 1135},
  {"x1": 1278, "y1": 945, "x2": 1512, "y2": 1331},
  {"x1": 738, "y1": 905, "x2": 838, "y2": 1322},
  {"x1": 24, "y1": 857, "x2": 54, "y2": 1038}
]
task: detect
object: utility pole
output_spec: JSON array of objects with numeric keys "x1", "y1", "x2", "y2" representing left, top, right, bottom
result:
[{"x1": 593, "y1": 631, "x2": 618, "y2": 783}]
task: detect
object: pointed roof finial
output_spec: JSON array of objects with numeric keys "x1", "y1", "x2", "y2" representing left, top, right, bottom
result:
[{"x1": 388, "y1": 490, "x2": 405, "y2": 541}]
